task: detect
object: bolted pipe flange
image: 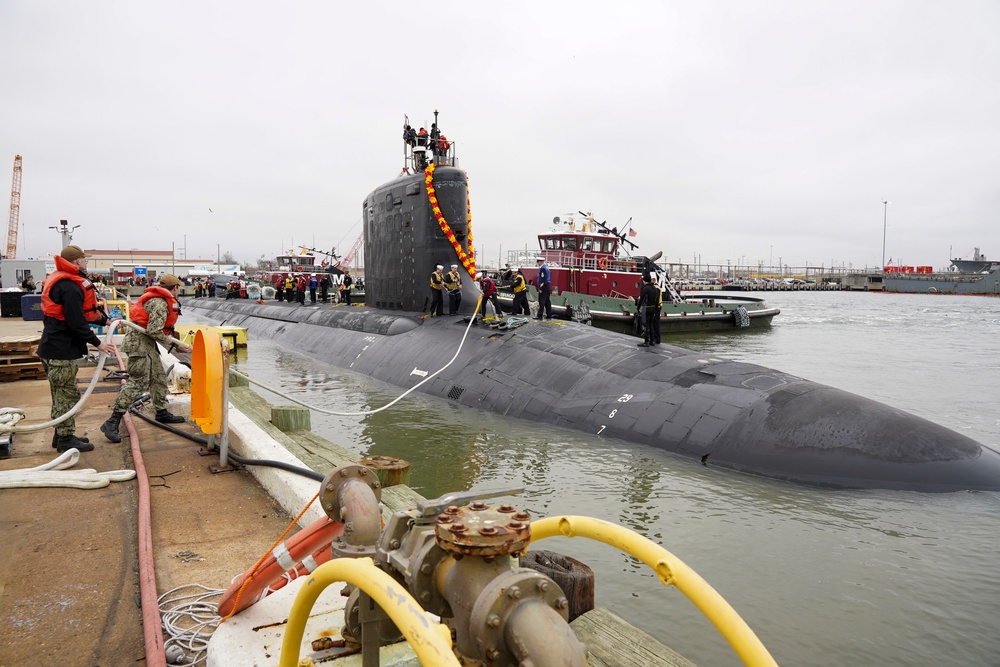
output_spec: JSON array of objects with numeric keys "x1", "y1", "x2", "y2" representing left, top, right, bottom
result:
[
  {"x1": 434, "y1": 504, "x2": 531, "y2": 558},
  {"x1": 319, "y1": 464, "x2": 383, "y2": 523},
  {"x1": 405, "y1": 535, "x2": 452, "y2": 617},
  {"x1": 468, "y1": 569, "x2": 569, "y2": 666}
]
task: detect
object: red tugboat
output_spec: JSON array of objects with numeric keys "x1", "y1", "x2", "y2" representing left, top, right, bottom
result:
[{"x1": 500, "y1": 212, "x2": 780, "y2": 334}]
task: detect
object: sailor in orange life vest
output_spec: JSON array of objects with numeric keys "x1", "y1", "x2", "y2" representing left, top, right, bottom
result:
[
  {"x1": 38, "y1": 245, "x2": 116, "y2": 453},
  {"x1": 100, "y1": 274, "x2": 192, "y2": 443}
]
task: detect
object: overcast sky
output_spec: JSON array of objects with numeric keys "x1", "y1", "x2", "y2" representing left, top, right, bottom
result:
[{"x1": 3, "y1": 1, "x2": 998, "y2": 272}]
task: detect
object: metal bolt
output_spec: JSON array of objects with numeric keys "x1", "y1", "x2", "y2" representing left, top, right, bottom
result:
[
  {"x1": 371, "y1": 481, "x2": 380, "y2": 489},
  {"x1": 513, "y1": 511, "x2": 531, "y2": 522},
  {"x1": 498, "y1": 504, "x2": 515, "y2": 513},
  {"x1": 450, "y1": 523, "x2": 468, "y2": 533},
  {"x1": 488, "y1": 614, "x2": 501, "y2": 628},
  {"x1": 507, "y1": 586, "x2": 522, "y2": 599},
  {"x1": 325, "y1": 483, "x2": 336, "y2": 492},
  {"x1": 444, "y1": 505, "x2": 461, "y2": 515},
  {"x1": 537, "y1": 581, "x2": 549, "y2": 592},
  {"x1": 340, "y1": 469, "x2": 349, "y2": 477},
  {"x1": 437, "y1": 515, "x2": 453, "y2": 524},
  {"x1": 508, "y1": 520, "x2": 523, "y2": 529},
  {"x1": 389, "y1": 539, "x2": 400, "y2": 549},
  {"x1": 479, "y1": 526, "x2": 498, "y2": 536},
  {"x1": 359, "y1": 468, "x2": 368, "y2": 476},
  {"x1": 555, "y1": 597, "x2": 568, "y2": 610},
  {"x1": 420, "y1": 563, "x2": 432, "y2": 575},
  {"x1": 471, "y1": 501, "x2": 488, "y2": 511}
]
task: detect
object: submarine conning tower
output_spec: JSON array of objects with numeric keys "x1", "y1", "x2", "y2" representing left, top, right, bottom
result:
[{"x1": 363, "y1": 114, "x2": 480, "y2": 314}]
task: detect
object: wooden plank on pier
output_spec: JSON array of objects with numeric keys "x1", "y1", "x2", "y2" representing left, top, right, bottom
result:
[{"x1": 571, "y1": 607, "x2": 696, "y2": 667}]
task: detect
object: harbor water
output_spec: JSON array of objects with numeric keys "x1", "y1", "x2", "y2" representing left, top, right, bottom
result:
[{"x1": 225, "y1": 291, "x2": 1000, "y2": 666}]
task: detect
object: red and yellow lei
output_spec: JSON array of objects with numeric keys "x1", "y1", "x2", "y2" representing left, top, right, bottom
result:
[{"x1": 425, "y1": 163, "x2": 476, "y2": 277}]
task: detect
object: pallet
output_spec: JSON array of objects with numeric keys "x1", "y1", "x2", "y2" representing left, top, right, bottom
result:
[
  {"x1": 0, "y1": 364, "x2": 45, "y2": 382},
  {"x1": 0, "y1": 335, "x2": 41, "y2": 356},
  {"x1": 0, "y1": 355, "x2": 40, "y2": 366}
]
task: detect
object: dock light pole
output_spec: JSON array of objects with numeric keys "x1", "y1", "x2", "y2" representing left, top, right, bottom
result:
[{"x1": 881, "y1": 199, "x2": 891, "y2": 271}]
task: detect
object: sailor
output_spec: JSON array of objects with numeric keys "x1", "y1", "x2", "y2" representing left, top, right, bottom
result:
[
  {"x1": 283, "y1": 274, "x2": 295, "y2": 302},
  {"x1": 296, "y1": 275, "x2": 307, "y2": 305},
  {"x1": 38, "y1": 245, "x2": 114, "y2": 452},
  {"x1": 534, "y1": 257, "x2": 553, "y2": 320},
  {"x1": 429, "y1": 123, "x2": 441, "y2": 157},
  {"x1": 417, "y1": 127, "x2": 428, "y2": 147},
  {"x1": 100, "y1": 274, "x2": 191, "y2": 443},
  {"x1": 637, "y1": 273, "x2": 661, "y2": 347},
  {"x1": 429, "y1": 264, "x2": 445, "y2": 316},
  {"x1": 445, "y1": 263, "x2": 463, "y2": 315},
  {"x1": 274, "y1": 274, "x2": 284, "y2": 301},
  {"x1": 320, "y1": 273, "x2": 331, "y2": 303},
  {"x1": 341, "y1": 268, "x2": 354, "y2": 306},
  {"x1": 511, "y1": 267, "x2": 530, "y2": 315},
  {"x1": 477, "y1": 272, "x2": 503, "y2": 318}
]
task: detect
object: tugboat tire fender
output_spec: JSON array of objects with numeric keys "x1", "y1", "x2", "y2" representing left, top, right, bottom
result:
[{"x1": 218, "y1": 516, "x2": 345, "y2": 618}]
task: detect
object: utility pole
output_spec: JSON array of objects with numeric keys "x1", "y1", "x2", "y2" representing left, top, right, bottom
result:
[{"x1": 881, "y1": 199, "x2": 891, "y2": 270}]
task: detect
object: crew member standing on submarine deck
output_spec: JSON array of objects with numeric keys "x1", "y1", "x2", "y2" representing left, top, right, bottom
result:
[
  {"x1": 429, "y1": 264, "x2": 445, "y2": 316},
  {"x1": 445, "y1": 263, "x2": 463, "y2": 315},
  {"x1": 534, "y1": 257, "x2": 553, "y2": 320},
  {"x1": 511, "y1": 267, "x2": 530, "y2": 315}
]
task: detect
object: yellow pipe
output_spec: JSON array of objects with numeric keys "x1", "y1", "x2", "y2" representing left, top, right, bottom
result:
[
  {"x1": 530, "y1": 515, "x2": 778, "y2": 667},
  {"x1": 279, "y1": 557, "x2": 459, "y2": 667}
]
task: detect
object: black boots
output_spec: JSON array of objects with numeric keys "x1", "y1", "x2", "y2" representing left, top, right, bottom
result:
[
  {"x1": 155, "y1": 409, "x2": 185, "y2": 424},
  {"x1": 54, "y1": 434, "x2": 94, "y2": 453},
  {"x1": 52, "y1": 432, "x2": 89, "y2": 449},
  {"x1": 100, "y1": 411, "x2": 125, "y2": 443}
]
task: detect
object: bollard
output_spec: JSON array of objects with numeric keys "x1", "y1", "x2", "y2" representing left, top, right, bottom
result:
[
  {"x1": 359, "y1": 455, "x2": 411, "y2": 488},
  {"x1": 271, "y1": 406, "x2": 311, "y2": 432}
]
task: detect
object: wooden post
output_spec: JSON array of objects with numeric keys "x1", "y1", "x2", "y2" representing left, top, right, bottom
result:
[
  {"x1": 359, "y1": 455, "x2": 411, "y2": 488},
  {"x1": 271, "y1": 406, "x2": 311, "y2": 432},
  {"x1": 520, "y1": 549, "x2": 595, "y2": 621},
  {"x1": 228, "y1": 370, "x2": 249, "y2": 387}
]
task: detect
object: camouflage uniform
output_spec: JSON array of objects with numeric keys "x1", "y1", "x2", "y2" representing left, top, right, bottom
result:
[
  {"x1": 111, "y1": 297, "x2": 171, "y2": 413},
  {"x1": 41, "y1": 358, "x2": 81, "y2": 437}
]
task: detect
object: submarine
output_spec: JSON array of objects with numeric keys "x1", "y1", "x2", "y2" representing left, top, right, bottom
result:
[{"x1": 186, "y1": 113, "x2": 1000, "y2": 493}]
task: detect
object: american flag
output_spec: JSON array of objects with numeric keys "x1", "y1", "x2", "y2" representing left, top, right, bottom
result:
[{"x1": 628, "y1": 228, "x2": 637, "y2": 238}]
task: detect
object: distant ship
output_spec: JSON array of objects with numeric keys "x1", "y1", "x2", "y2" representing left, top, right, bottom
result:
[
  {"x1": 883, "y1": 264, "x2": 1000, "y2": 295},
  {"x1": 950, "y1": 247, "x2": 999, "y2": 273}
]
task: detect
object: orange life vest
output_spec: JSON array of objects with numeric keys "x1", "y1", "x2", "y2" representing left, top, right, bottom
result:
[
  {"x1": 130, "y1": 286, "x2": 181, "y2": 335},
  {"x1": 40, "y1": 255, "x2": 105, "y2": 323}
]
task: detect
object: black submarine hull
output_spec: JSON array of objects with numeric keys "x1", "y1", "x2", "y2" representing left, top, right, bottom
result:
[{"x1": 185, "y1": 299, "x2": 1000, "y2": 492}]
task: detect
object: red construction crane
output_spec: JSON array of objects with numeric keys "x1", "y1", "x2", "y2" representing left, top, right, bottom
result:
[
  {"x1": 338, "y1": 231, "x2": 364, "y2": 269},
  {"x1": 6, "y1": 155, "x2": 22, "y2": 259}
]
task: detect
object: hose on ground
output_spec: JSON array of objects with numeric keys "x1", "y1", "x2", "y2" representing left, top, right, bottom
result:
[{"x1": 126, "y1": 403, "x2": 324, "y2": 483}]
